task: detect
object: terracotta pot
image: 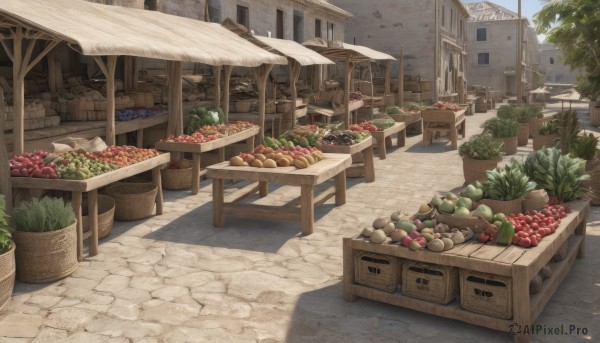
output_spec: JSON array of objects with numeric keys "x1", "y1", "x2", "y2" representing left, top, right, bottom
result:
[
  {"x1": 462, "y1": 157, "x2": 502, "y2": 185},
  {"x1": 496, "y1": 136, "x2": 517, "y2": 155},
  {"x1": 529, "y1": 117, "x2": 552, "y2": 138},
  {"x1": 533, "y1": 134, "x2": 560, "y2": 150},
  {"x1": 517, "y1": 123, "x2": 529, "y2": 146}
]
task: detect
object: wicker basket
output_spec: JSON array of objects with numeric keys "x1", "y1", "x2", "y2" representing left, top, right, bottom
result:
[
  {"x1": 462, "y1": 157, "x2": 501, "y2": 185},
  {"x1": 12, "y1": 221, "x2": 78, "y2": 283},
  {"x1": 496, "y1": 136, "x2": 517, "y2": 155},
  {"x1": 479, "y1": 198, "x2": 523, "y2": 216},
  {"x1": 276, "y1": 100, "x2": 292, "y2": 113},
  {"x1": 517, "y1": 123, "x2": 529, "y2": 146},
  {"x1": 402, "y1": 261, "x2": 458, "y2": 305},
  {"x1": 161, "y1": 167, "x2": 193, "y2": 190},
  {"x1": 590, "y1": 107, "x2": 600, "y2": 126},
  {"x1": 529, "y1": 117, "x2": 552, "y2": 138},
  {"x1": 0, "y1": 242, "x2": 16, "y2": 311},
  {"x1": 354, "y1": 251, "x2": 401, "y2": 292},
  {"x1": 103, "y1": 182, "x2": 158, "y2": 221},
  {"x1": 435, "y1": 212, "x2": 488, "y2": 233},
  {"x1": 533, "y1": 134, "x2": 560, "y2": 150},
  {"x1": 82, "y1": 194, "x2": 115, "y2": 239},
  {"x1": 234, "y1": 100, "x2": 256, "y2": 113},
  {"x1": 522, "y1": 189, "x2": 549, "y2": 212},
  {"x1": 460, "y1": 269, "x2": 513, "y2": 319}
]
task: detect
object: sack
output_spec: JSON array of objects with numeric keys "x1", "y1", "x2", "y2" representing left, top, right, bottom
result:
[{"x1": 52, "y1": 136, "x2": 107, "y2": 153}]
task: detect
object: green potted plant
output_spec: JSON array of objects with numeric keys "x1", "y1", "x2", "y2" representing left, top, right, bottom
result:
[
  {"x1": 527, "y1": 106, "x2": 549, "y2": 139},
  {"x1": 514, "y1": 107, "x2": 538, "y2": 146},
  {"x1": 480, "y1": 161, "x2": 537, "y2": 215},
  {"x1": 482, "y1": 117, "x2": 519, "y2": 155},
  {"x1": 0, "y1": 195, "x2": 15, "y2": 311},
  {"x1": 570, "y1": 133, "x2": 600, "y2": 205},
  {"x1": 11, "y1": 197, "x2": 77, "y2": 283},
  {"x1": 533, "y1": 120, "x2": 561, "y2": 150},
  {"x1": 459, "y1": 133, "x2": 504, "y2": 184}
]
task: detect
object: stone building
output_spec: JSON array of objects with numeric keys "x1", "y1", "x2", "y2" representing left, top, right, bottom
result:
[
  {"x1": 539, "y1": 43, "x2": 582, "y2": 85},
  {"x1": 464, "y1": 1, "x2": 543, "y2": 97},
  {"x1": 330, "y1": 0, "x2": 470, "y2": 102}
]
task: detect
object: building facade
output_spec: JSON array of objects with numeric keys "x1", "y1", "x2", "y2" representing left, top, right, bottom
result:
[
  {"x1": 539, "y1": 43, "x2": 582, "y2": 85},
  {"x1": 465, "y1": 1, "x2": 542, "y2": 97},
  {"x1": 331, "y1": 0, "x2": 469, "y2": 102}
]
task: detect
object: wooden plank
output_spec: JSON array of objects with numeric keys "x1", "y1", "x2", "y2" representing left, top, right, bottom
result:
[
  {"x1": 115, "y1": 114, "x2": 168, "y2": 135},
  {"x1": 192, "y1": 153, "x2": 201, "y2": 195},
  {"x1": 343, "y1": 237, "x2": 357, "y2": 301},
  {"x1": 88, "y1": 190, "x2": 99, "y2": 256},
  {"x1": 152, "y1": 166, "x2": 163, "y2": 215},
  {"x1": 320, "y1": 136, "x2": 373, "y2": 155},
  {"x1": 334, "y1": 170, "x2": 346, "y2": 205},
  {"x1": 224, "y1": 183, "x2": 260, "y2": 203},
  {"x1": 222, "y1": 203, "x2": 301, "y2": 222},
  {"x1": 449, "y1": 240, "x2": 486, "y2": 257},
  {"x1": 72, "y1": 191, "x2": 83, "y2": 262},
  {"x1": 493, "y1": 245, "x2": 527, "y2": 264},
  {"x1": 301, "y1": 184, "x2": 314, "y2": 235},
  {"x1": 469, "y1": 244, "x2": 508, "y2": 261},
  {"x1": 11, "y1": 153, "x2": 171, "y2": 192},
  {"x1": 155, "y1": 126, "x2": 259, "y2": 153}
]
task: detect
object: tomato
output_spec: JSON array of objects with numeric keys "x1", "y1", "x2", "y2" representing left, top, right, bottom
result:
[
  {"x1": 515, "y1": 224, "x2": 523, "y2": 232},
  {"x1": 524, "y1": 216, "x2": 533, "y2": 224},
  {"x1": 512, "y1": 234, "x2": 521, "y2": 245},
  {"x1": 531, "y1": 223, "x2": 539, "y2": 230},
  {"x1": 517, "y1": 231, "x2": 529, "y2": 238},
  {"x1": 529, "y1": 235, "x2": 539, "y2": 247},
  {"x1": 518, "y1": 237, "x2": 532, "y2": 248},
  {"x1": 478, "y1": 232, "x2": 490, "y2": 243}
]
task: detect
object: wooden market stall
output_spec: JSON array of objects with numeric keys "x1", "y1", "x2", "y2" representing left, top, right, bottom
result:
[{"x1": 303, "y1": 39, "x2": 396, "y2": 128}]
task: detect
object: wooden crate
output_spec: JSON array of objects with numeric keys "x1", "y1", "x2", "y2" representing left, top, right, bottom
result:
[
  {"x1": 402, "y1": 261, "x2": 458, "y2": 305},
  {"x1": 354, "y1": 251, "x2": 400, "y2": 292},
  {"x1": 460, "y1": 269, "x2": 513, "y2": 319}
]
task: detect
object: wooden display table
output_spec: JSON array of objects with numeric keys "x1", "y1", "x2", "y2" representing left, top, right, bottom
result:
[
  {"x1": 422, "y1": 107, "x2": 467, "y2": 150},
  {"x1": 343, "y1": 200, "x2": 588, "y2": 343},
  {"x1": 229, "y1": 112, "x2": 283, "y2": 136},
  {"x1": 155, "y1": 126, "x2": 259, "y2": 195},
  {"x1": 207, "y1": 153, "x2": 352, "y2": 235},
  {"x1": 307, "y1": 100, "x2": 364, "y2": 124},
  {"x1": 320, "y1": 136, "x2": 375, "y2": 182},
  {"x1": 389, "y1": 111, "x2": 423, "y2": 134},
  {"x1": 115, "y1": 114, "x2": 168, "y2": 147},
  {"x1": 371, "y1": 122, "x2": 407, "y2": 159},
  {"x1": 11, "y1": 153, "x2": 171, "y2": 261}
]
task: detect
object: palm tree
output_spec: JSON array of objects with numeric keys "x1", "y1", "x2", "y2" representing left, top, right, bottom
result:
[{"x1": 535, "y1": 0, "x2": 600, "y2": 99}]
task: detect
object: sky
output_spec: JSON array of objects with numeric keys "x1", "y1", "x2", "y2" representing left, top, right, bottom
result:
[{"x1": 462, "y1": 0, "x2": 548, "y2": 41}]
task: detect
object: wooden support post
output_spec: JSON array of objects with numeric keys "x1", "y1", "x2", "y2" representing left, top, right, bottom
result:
[
  {"x1": 335, "y1": 170, "x2": 346, "y2": 206},
  {"x1": 71, "y1": 191, "x2": 83, "y2": 262},
  {"x1": 166, "y1": 61, "x2": 183, "y2": 137},
  {"x1": 88, "y1": 190, "x2": 99, "y2": 256},
  {"x1": 124, "y1": 56, "x2": 138, "y2": 92},
  {"x1": 344, "y1": 54, "x2": 352, "y2": 128},
  {"x1": 47, "y1": 50, "x2": 57, "y2": 93},
  {"x1": 368, "y1": 62, "x2": 375, "y2": 118},
  {"x1": 213, "y1": 178, "x2": 224, "y2": 227},
  {"x1": 288, "y1": 60, "x2": 301, "y2": 125},
  {"x1": 398, "y1": 46, "x2": 404, "y2": 107},
  {"x1": 214, "y1": 65, "x2": 221, "y2": 108},
  {"x1": 152, "y1": 166, "x2": 163, "y2": 215},
  {"x1": 223, "y1": 65, "x2": 232, "y2": 122},
  {"x1": 254, "y1": 64, "x2": 274, "y2": 144},
  {"x1": 0, "y1": 87, "x2": 12, "y2": 213},
  {"x1": 192, "y1": 153, "x2": 201, "y2": 195},
  {"x1": 259, "y1": 181, "x2": 269, "y2": 197},
  {"x1": 384, "y1": 60, "x2": 392, "y2": 96},
  {"x1": 94, "y1": 56, "x2": 118, "y2": 146},
  {"x1": 12, "y1": 28, "x2": 24, "y2": 154},
  {"x1": 300, "y1": 184, "x2": 314, "y2": 235}
]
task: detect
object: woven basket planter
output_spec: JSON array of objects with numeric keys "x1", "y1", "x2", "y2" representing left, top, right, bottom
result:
[
  {"x1": 104, "y1": 182, "x2": 158, "y2": 221},
  {"x1": 586, "y1": 160, "x2": 600, "y2": 206},
  {"x1": 479, "y1": 198, "x2": 523, "y2": 216},
  {"x1": 533, "y1": 134, "x2": 560, "y2": 150},
  {"x1": 12, "y1": 221, "x2": 78, "y2": 283},
  {"x1": 161, "y1": 167, "x2": 192, "y2": 190},
  {"x1": 82, "y1": 194, "x2": 115, "y2": 239},
  {"x1": 496, "y1": 136, "x2": 517, "y2": 155},
  {"x1": 435, "y1": 212, "x2": 488, "y2": 233},
  {"x1": 462, "y1": 157, "x2": 501, "y2": 185},
  {"x1": 0, "y1": 242, "x2": 16, "y2": 311},
  {"x1": 522, "y1": 189, "x2": 549, "y2": 212},
  {"x1": 590, "y1": 107, "x2": 600, "y2": 126},
  {"x1": 529, "y1": 117, "x2": 552, "y2": 138},
  {"x1": 517, "y1": 123, "x2": 529, "y2": 146}
]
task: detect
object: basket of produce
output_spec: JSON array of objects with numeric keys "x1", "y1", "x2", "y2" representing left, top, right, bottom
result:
[
  {"x1": 103, "y1": 182, "x2": 158, "y2": 221},
  {"x1": 522, "y1": 189, "x2": 549, "y2": 212},
  {"x1": 430, "y1": 192, "x2": 491, "y2": 233},
  {"x1": 161, "y1": 160, "x2": 193, "y2": 190},
  {"x1": 279, "y1": 125, "x2": 325, "y2": 147},
  {"x1": 82, "y1": 194, "x2": 115, "y2": 239}
]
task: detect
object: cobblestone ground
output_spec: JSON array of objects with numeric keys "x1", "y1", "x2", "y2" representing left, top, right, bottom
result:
[{"x1": 1, "y1": 101, "x2": 598, "y2": 343}]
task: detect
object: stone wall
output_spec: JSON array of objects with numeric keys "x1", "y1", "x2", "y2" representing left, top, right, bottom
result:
[{"x1": 539, "y1": 44, "x2": 581, "y2": 85}]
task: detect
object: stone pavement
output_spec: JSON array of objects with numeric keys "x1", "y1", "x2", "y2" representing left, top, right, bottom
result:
[{"x1": 1, "y1": 101, "x2": 598, "y2": 343}]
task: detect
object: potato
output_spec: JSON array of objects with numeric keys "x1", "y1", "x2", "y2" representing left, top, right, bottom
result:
[
  {"x1": 263, "y1": 159, "x2": 277, "y2": 168},
  {"x1": 251, "y1": 159, "x2": 263, "y2": 168},
  {"x1": 230, "y1": 156, "x2": 244, "y2": 166}
]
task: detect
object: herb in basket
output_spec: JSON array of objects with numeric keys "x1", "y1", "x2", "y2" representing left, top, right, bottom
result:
[
  {"x1": 483, "y1": 162, "x2": 536, "y2": 201},
  {"x1": 459, "y1": 134, "x2": 504, "y2": 160},
  {"x1": 570, "y1": 133, "x2": 599, "y2": 160},
  {"x1": 482, "y1": 117, "x2": 519, "y2": 138},
  {"x1": 11, "y1": 197, "x2": 74, "y2": 233}
]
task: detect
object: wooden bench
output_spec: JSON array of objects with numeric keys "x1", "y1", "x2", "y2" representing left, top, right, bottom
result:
[
  {"x1": 343, "y1": 200, "x2": 588, "y2": 343},
  {"x1": 371, "y1": 122, "x2": 407, "y2": 159},
  {"x1": 422, "y1": 107, "x2": 467, "y2": 150}
]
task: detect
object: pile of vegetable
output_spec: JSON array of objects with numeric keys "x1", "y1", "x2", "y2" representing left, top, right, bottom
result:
[
  {"x1": 160, "y1": 132, "x2": 222, "y2": 144},
  {"x1": 86, "y1": 146, "x2": 160, "y2": 168},
  {"x1": 279, "y1": 125, "x2": 324, "y2": 147},
  {"x1": 428, "y1": 101, "x2": 461, "y2": 111},
  {"x1": 230, "y1": 145, "x2": 324, "y2": 169},
  {"x1": 115, "y1": 107, "x2": 164, "y2": 122},
  {"x1": 185, "y1": 106, "x2": 225, "y2": 134},
  {"x1": 459, "y1": 133, "x2": 504, "y2": 160},
  {"x1": 349, "y1": 118, "x2": 395, "y2": 133},
  {"x1": 56, "y1": 151, "x2": 118, "y2": 180},
  {"x1": 161, "y1": 122, "x2": 256, "y2": 145},
  {"x1": 481, "y1": 117, "x2": 520, "y2": 138},
  {"x1": 483, "y1": 162, "x2": 537, "y2": 201},
  {"x1": 321, "y1": 130, "x2": 369, "y2": 146},
  {"x1": 9, "y1": 150, "x2": 59, "y2": 179}
]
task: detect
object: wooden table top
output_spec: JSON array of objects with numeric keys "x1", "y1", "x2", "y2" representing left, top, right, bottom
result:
[
  {"x1": 154, "y1": 126, "x2": 259, "y2": 153},
  {"x1": 370, "y1": 122, "x2": 406, "y2": 138},
  {"x1": 11, "y1": 153, "x2": 171, "y2": 192},
  {"x1": 207, "y1": 153, "x2": 352, "y2": 186},
  {"x1": 320, "y1": 136, "x2": 373, "y2": 155},
  {"x1": 421, "y1": 107, "x2": 467, "y2": 124}
]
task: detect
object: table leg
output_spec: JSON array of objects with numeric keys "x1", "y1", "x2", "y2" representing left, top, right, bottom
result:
[
  {"x1": 88, "y1": 190, "x2": 99, "y2": 256},
  {"x1": 422, "y1": 129, "x2": 431, "y2": 147},
  {"x1": 212, "y1": 178, "x2": 224, "y2": 227},
  {"x1": 378, "y1": 136, "x2": 387, "y2": 160},
  {"x1": 575, "y1": 211, "x2": 587, "y2": 258},
  {"x1": 363, "y1": 146, "x2": 375, "y2": 183},
  {"x1": 136, "y1": 129, "x2": 144, "y2": 148},
  {"x1": 246, "y1": 135, "x2": 255, "y2": 152},
  {"x1": 450, "y1": 127, "x2": 458, "y2": 150},
  {"x1": 512, "y1": 265, "x2": 531, "y2": 343},
  {"x1": 300, "y1": 184, "x2": 314, "y2": 235},
  {"x1": 152, "y1": 166, "x2": 163, "y2": 215},
  {"x1": 192, "y1": 153, "x2": 201, "y2": 195},
  {"x1": 217, "y1": 147, "x2": 225, "y2": 163},
  {"x1": 335, "y1": 170, "x2": 347, "y2": 205},
  {"x1": 343, "y1": 238, "x2": 357, "y2": 301},
  {"x1": 397, "y1": 129, "x2": 406, "y2": 147},
  {"x1": 71, "y1": 191, "x2": 83, "y2": 262},
  {"x1": 461, "y1": 120, "x2": 467, "y2": 138},
  {"x1": 259, "y1": 181, "x2": 269, "y2": 197}
]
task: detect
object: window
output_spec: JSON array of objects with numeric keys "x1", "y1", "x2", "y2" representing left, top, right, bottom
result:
[
  {"x1": 236, "y1": 5, "x2": 249, "y2": 29},
  {"x1": 207, "y1": 0, "x2": 221, "y2": 23},
  {"x1": 442, "y1": 6, "x2": 445, "y2": 27},
  {"x1": 276, "y1": 10, "x2": 284, "y2": 39},
  {"x1": 293, "y1": 10, "x2": 304, "y2": 43},
  {"x1": 507, "y1": 35, "x2": 511, "y2": 40},
  {"x1": 477, "y1": 53, "x2": 489, "y2": 65},
  {"x1": 315, "y1": 19, "x2": 322, "y2": 38},
  {"x1": 450, "y1": 8, "x2": 454, "y2": 30},
  {"x1": 459, "y1": 19, "x2": 463, "y2": 37},
  {"x1": 327, "y1": 22, "x2": 334, "y2": 40},
  {"x1": 476, "y1": 28, "x2": 487, "y2": 41},
  {"x1": 144, "y1": 0, "x2": 157, "y2": 10},
  {"x1": 550, "y1": 57, "x2": 555, "y2": 65}
]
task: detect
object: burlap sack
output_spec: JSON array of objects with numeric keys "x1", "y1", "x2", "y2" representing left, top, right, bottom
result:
[{"x1": 51, "y1": 136, "x2": 107, "y2": 153}]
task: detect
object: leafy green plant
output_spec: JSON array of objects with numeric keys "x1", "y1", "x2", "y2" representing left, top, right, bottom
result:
[
  {"x1": 524, "y1": 147, "x2": 589, "y2": 202},
  {"x1": 514, "y1": 106, "x2": 542, "y2": 123},
  {"x1": 0, "y1": 195, "x2": 11, "y2": 254},
  {"x1": 538, "y1": 120, "x2": 560, "y2": 136},
  {"x1": 404, "y1": 102, "x2": 427, "y2": 111},
  {"x1": 12, "y1": 197, "x2": 74, "y2": 233},
  {"x1": 496, "y1": 105, "x2": 515, "y2": 119},
  {"x1": 557, "y1": 110, "x2": 581, "y2": 154},
  {"x1": 482, "y1": 117, "x2": 519, "y2": 138},
  {"x1": 185, "y1": 106, "x2": 225, "y2": 134},
  {"x1": 483, "y1": 161, "x2": 537, "y2": 201},
  {"x1": 385, "y1": 106, "x2": 403, "y2": 115},
  {"x1": 459, "y1": 134, "x2": 504, "y2": 160},
  {"x1": 570, "y1": 133, "x2": 599, "y2": 160}
]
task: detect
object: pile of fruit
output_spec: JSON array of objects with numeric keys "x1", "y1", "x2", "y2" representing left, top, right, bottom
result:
[
  {"x1": 279, "y1": 125, "x2": 324, "y2": 147},
  {"x1": 87, "y1": 146, "x2": 160, "y2": 168},
  {"x1": 230, "y1": 145, "x2": 324, "y2": 169},
  {"x1": 350, "y1": 121, "x2": 380, "y2": 132},
  {"x1": 165, "y1": 159, "x2": 193, "y2": 170},
  {"x1": 55, "y1": 151, "x2": 118, "y2": 180},
  {"x1": 428, "y1": 101, "x2": 462, "y2": 111},
  {"x1": 196, "y1": 121, "x2": 256, "y2": 137},
  {"x1": 321, "y1": 130, "x2": 369, "y2": 146},
  {"x1": 160, "y1": 132, "x2": 222, "y2": 144},
  {"x1": 9, "y1": 150, "x2": 58, "y2": 179}
]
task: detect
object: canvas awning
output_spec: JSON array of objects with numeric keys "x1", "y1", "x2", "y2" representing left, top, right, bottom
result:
[
  {"x1": 0, "y1": 0, "x2": 287, "y2": 67},
  {"x1": 303, "y1": 38, "x2": 395, "y2": 62},
  {"x1": 529, "y1": 87, "x2": 550, "y2": 94}
]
